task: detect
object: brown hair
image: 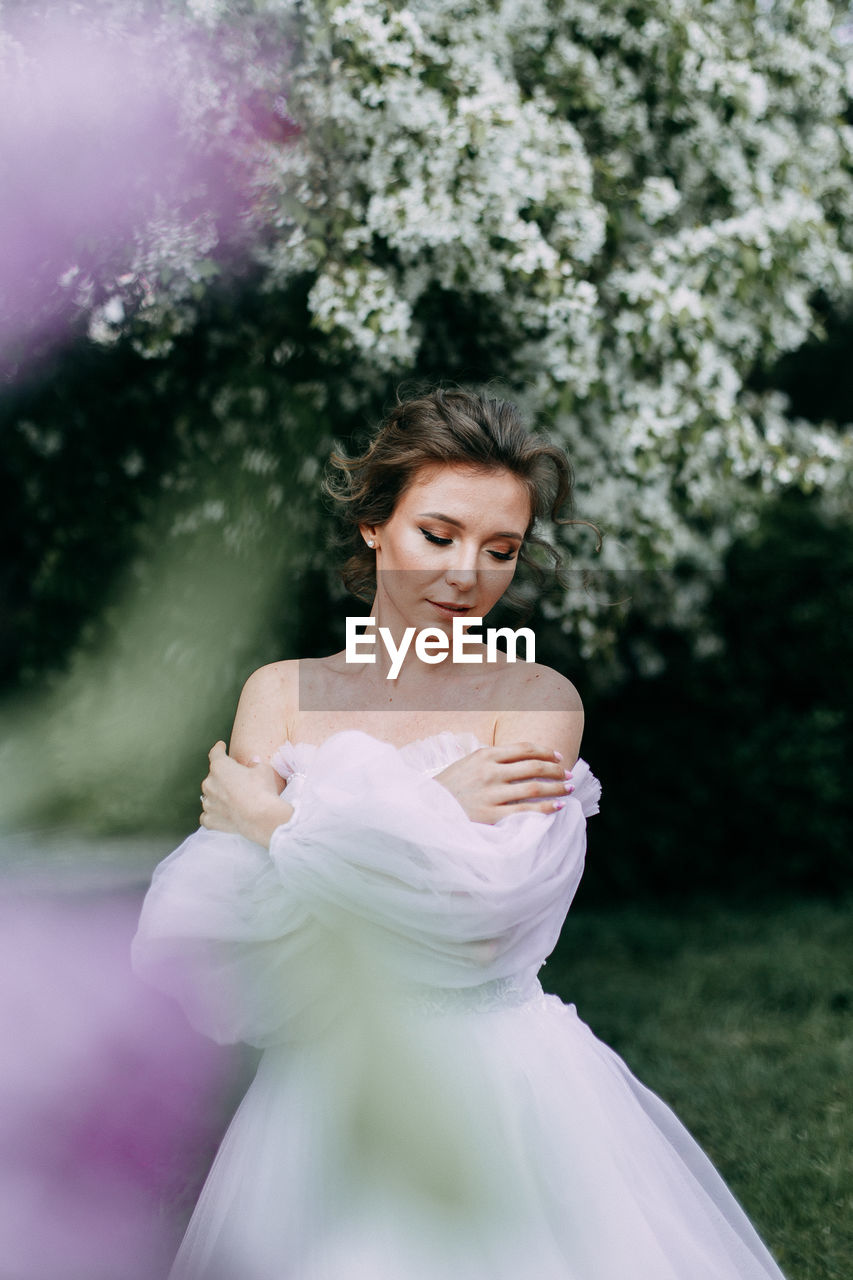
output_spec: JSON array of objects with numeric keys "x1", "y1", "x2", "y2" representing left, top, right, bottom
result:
[{"x1": 324, "y1": 387, "x2": 601, "y2": 602}]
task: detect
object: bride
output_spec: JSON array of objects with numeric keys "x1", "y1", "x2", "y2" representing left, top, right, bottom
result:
[{"x1": 132, "y1": 388, "x2": 788, "y2": 1279}]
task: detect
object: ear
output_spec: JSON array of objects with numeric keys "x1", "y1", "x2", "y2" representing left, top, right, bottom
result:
[{"x1": 358, "y1": 523, "x2": 378, "y2": 550}]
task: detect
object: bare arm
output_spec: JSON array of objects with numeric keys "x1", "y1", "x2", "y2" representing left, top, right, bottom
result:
[
  {"x1": 200, "y1": 662, "x2": 298, "y2": 844},
  {"x1": 228, "y1": 660, "x2": 299, "y2": 766},
  {"x1": 492, "y1": 665, "x2": 584, "y2": 767},
  {"x1": 433, "y1": 666, "x2": 584, "y2": 825}
]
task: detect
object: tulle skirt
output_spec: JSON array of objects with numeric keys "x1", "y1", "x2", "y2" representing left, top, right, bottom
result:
[{"x1": 168, "y1": 983, "x2": 786, "y2": 1280}]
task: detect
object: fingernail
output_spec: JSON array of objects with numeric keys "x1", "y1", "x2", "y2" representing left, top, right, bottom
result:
[
  {"x1": 554, "y1": 750, "x2": 562, "y2": 761},
  {"x1": 250, "y1": 755, "x2": 261, "y2": 764},
  {"x1": 564, "y1": 770, "x2": 573, "y2": 779},
  {"x1": 564, "y1": 781, "x2": 574, "y2": 792},
  {"x1": 553, "y1": 800, "x2": 565, "y2": 810}
]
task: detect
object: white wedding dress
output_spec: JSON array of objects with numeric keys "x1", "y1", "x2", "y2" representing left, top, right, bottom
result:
[{"x1": 132, "y1": 730, "x2": 788, "y2": 1279}]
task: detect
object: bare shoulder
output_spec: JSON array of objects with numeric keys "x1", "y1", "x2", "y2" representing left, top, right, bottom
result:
[
  {"x1": 493, "y1": 662, "x2": 585, "y2": 766},
  {"x1": 502, "y1": 665, "x2": 581, "y2": 716},
  {"x1": 495, "y1": 660, "x2": 584, "y2": 714},
  {"x1": 238, "y1": 659, "x2": 300, "y2": 702},
  {"x1": 228, "y1": 659, "x2": 300, "y2": 764}
]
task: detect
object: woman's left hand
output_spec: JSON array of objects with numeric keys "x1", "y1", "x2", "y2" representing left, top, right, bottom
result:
[{"x1": 200, "y1": 742, "x2": 294, "y2": 847}]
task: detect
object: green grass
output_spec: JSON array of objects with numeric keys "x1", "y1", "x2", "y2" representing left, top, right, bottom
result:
[{"x1": 543, "y1": 896, "x2": 853, "y2": 1280}]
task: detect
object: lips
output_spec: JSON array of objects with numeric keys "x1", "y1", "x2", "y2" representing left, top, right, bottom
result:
[{"x1": 428, "y1": 600, "x2": 472, "y2": 616}]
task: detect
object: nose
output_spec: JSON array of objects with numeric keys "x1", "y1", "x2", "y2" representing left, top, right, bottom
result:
[{"x1": 444, "y1": 562, "x2": 477, "y2": 593}]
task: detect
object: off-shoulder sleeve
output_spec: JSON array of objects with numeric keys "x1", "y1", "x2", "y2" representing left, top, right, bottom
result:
[
  {"x1": 131, "y1": 732, "x2": 600, "y2": 1046},
  {"x1": 130, "y1": 825, "x2": 333, "y2": 1047}
]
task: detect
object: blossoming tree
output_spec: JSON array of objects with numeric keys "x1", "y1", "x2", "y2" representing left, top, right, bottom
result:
[{"x1": 3, "y1": 0, "x2": 853, "y2": 659}]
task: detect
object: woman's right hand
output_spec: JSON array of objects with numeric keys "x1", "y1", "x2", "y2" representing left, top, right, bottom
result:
[
  {"x1": 433, "y1": 742, "x2": 574, "y2": 825},
  {"x1": 200, "y1": 742, "x2": 292, "y2": 847}
]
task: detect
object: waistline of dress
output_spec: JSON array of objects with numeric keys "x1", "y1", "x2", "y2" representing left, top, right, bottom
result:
[{"x1": 396, "y1": 974, "x2": 546, "y2": 1017}]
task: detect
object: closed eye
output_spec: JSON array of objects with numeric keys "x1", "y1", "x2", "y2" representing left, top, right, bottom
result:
[
  {"x1": 420, "y1": 527, "x2": 518, "y2": 560},
  {"x1": 419, "y1": 527, "x2": 452, "y2": 546}
]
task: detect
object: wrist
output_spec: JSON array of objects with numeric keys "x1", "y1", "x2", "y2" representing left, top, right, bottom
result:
[{"x1": 247, "y1": 797, "x2": 294, "y2": 847}]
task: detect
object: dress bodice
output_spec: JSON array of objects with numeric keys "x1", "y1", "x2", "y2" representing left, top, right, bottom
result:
[
  {"x1": 264, "y1": 731, "x2": 599, "y2": 1018},
  {"x1": 132, "y1": 729, "x2": 601, "y2": 1045}
]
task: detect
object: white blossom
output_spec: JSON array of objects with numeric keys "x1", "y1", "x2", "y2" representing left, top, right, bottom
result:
[{"x1": 14, "y1": 0, "x2": 852, "y2": 656}]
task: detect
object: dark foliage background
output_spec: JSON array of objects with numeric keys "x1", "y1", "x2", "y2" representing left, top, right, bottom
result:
[{"x1": 573, "y1": 489, "x2": 853, "y2": 905}]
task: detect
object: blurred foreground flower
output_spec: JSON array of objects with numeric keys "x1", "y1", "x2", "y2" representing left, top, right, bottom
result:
[
  {"x1": 0, "y1": 4, "x2": 284, "y2": 371},
  {"x1": 0, "y1": 884, "x2": 239, "y2": 1280}
]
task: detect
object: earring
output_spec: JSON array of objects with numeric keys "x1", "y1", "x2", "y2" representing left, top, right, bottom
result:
[{"x1": 367, "y1": 539, "x2": 375, "y2": 548}]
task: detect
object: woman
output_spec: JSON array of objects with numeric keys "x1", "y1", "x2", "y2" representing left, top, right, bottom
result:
[{"x1": 132, "y1": 389, "x2": 788, "y2": 1279}]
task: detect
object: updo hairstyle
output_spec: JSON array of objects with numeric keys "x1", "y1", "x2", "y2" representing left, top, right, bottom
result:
[{"x1": 324, "y1": 387, "x2": 599, "y2": 603}]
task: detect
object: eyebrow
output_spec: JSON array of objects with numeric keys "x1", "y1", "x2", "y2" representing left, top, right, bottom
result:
[{"x1": 417, "y1": 512, "x2": 524, "y2": 541}]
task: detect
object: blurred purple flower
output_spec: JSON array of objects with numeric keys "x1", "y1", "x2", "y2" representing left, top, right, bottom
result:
[
  {"x1": 0, "y1": 886, "x2": 239, "y2": 1280},
  {"x1": 0, "y1": 9, "x2": 293, "y2": 371}
]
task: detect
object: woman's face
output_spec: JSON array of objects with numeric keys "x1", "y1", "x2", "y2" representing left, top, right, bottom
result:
[{"x1": 361, "y1": 462, "x2": 531, "y2": 631}]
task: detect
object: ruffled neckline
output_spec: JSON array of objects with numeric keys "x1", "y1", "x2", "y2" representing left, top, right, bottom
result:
[{"x1": 270, "y1": 730, "x2": 601, "y2": 818}]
